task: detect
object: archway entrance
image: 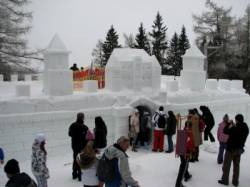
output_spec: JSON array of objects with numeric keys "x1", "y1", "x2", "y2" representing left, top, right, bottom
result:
[{"x1": 135, "y1": 105, "x2": 153, "y2": 147}]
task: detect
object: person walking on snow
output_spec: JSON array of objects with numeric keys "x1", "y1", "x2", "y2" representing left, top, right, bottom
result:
[
  {"x1": 200, "y1": 106, "x2": 215, "y2": 142},
  {"x1": 175, "y1": 117, "x2": 194, "y2": 187},
  {"x1": 68, "y1": 112, "x2": 89, "y2": 181},
  {"x1": 218, "y1": 114, "x2": 249, "y2": 187},
  {"x1": 31, "y1": 133, "x2": 49, "y2": 187},
  {"x1": 104, "y1": 136, "x2": 140, "y2": 187},
  {"x1": 188, "y1": 109, "x2": 202, "y2": 162},
  {"x1": 165, "y1": 111, "x2": 177, "y2": 153},
  {"x1": 217, "y1": 114, "x2": 229, "y2": 164},
  {"x1": 152, "y1": 106, "x2": 167, "y2": 152}
]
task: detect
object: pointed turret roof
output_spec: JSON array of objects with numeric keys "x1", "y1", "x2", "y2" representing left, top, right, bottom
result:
[
  {"x1": 183, "y1": 44, "x2": 206, "y2": 59},
  {"x1": 45, "y1": 34, "x2": 70, "y2": 54}
]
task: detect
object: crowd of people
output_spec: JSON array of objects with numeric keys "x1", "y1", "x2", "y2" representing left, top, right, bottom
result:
[{"x1": 0, "y1": 106, "x2": 249, "y2": 187}]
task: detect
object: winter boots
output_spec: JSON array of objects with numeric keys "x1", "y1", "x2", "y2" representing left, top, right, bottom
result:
[{"x1": 184, "y1": 174, "x2": 192, "y2": 182}]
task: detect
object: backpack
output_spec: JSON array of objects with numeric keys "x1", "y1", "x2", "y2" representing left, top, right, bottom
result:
[
  {"x1": 97, "y1": 154, "x2": 116, "y2": 183},
  {"x1": 158, "y1": 114, "x2": 166, "y2": 128}
]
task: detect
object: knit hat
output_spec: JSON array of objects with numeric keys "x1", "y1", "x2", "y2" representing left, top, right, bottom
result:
[
  {"x1": 34, "y1": 133, "x2": 46, "y2": 143},
  {"x1": 86, "y1": 130, "x2": 95, "y2": 140},
  {"x1": 4, "y1": 159, "x2": 20, "y2": 174}
]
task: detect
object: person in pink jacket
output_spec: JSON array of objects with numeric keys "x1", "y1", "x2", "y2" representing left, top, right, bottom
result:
[{"x1": 217, "y1": 114, "x2": 229, "y2": 164}]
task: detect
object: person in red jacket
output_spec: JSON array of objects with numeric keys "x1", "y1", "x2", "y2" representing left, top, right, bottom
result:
[{"x1": 175, "y1": 115, "x2": 194, "y2": 187}]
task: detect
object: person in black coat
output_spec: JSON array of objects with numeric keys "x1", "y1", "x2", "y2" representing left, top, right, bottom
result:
[
  {"x1": 4, "y1": 159, "x2": 37, "y2": 187},
  {"x1": 200, "y1": 106, "x2": 215, "y2": 142},
  {"x1": 93, "y1": 116, "x2": 107, "y2": 151},
  {"x1": 218, "y1": 114, "x2": 249, "y2": 186},
  {"x1": 165, "y1": 111, "x2": 177, "y2": 153},
  {"x1": 68, "y1": 112, "x2": 89, "y2": 181}
]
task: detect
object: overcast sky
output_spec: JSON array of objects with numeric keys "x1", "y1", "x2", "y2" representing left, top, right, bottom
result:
[{"x1": 28, "y1": 0, "x2": 249, "y2": 67}]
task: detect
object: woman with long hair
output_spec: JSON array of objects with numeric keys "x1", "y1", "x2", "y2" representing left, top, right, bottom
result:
[
  {"x1": 94, "y1": 116, "x2": 107, "y2": 153},
  {"x1": 77, "y1": 141, "x2": 102, "y2": 187}
]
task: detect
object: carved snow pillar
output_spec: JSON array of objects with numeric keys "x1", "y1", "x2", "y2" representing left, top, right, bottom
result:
[{"x1": 112, "y1": 107, "x2": 133, "y2": 142}]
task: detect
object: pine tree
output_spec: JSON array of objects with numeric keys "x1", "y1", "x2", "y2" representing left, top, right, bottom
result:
[
  {"x1": 0, "y1": 0, "x2": 38, "y2": 78},
  {"x1": 102, "y1": 25, "x2": 121, "y2": 66},
  {"x1": 178, "y1": 25, "x2": 190, "y2": 56},
  {"x1": 167, "y1": 32, "x2": 181, "y2": 75},
  {"x1": 91, "y1": 40, "x2": 105, "y2": 68},
  {"x1": 149, "y1": 12, "x2": 168, "y2": 68},
  {"x1": 135, "y1": 23, "x2": 151, "y2": 55}
]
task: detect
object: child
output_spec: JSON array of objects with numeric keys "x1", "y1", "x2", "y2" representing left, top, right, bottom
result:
[{"x1": 31, "y1": 133, "x2": 49, "y2": 187}]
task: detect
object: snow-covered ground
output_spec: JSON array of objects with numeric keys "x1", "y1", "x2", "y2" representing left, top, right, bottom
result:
[{"x1": 1, "y1": 137, "x2": 249, "y2": 187}]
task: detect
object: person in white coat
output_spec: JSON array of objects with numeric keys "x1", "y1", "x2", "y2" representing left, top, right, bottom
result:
[{"x1": 77, "y1": 140, "x2": 103, "y2": 187}]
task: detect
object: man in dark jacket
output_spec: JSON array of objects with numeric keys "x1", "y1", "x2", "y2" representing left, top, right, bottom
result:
[
  {"x1": 4, "y1": 159, "x2": 37, "y2": 187},
  {"x1": 200, "y1": 106, "x2": 215, "y2": 142},
  {"x1": 165, "y1": 111, "x2": 177, "y2": 153},
  {"x1": 218, "y1": 114, "x2": 249, "y2": 187},
  {"x1": 68, "y1": 112, "x2": 88, "y2": 181}
]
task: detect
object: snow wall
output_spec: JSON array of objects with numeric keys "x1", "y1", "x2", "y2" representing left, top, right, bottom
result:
[{"x1": 1, "y1": 90, "x2": 250, "y2": 161}]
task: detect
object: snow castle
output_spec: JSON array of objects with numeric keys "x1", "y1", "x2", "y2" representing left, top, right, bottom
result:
[{"x1": 1, "y1": 35, "x2": 250, "y2": 161}]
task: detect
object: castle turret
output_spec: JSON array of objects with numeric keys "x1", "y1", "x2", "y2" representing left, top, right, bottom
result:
[
  {"x1": 180, "y1": 44, "x2": 206, "y2": 92},
  {"x1": 43, "y1": 34, "x2": 73, "y2": 96}
]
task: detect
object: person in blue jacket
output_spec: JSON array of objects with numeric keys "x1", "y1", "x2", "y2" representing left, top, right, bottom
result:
[{"x1": 0, "y1": 148, "x2": 4, "y2": 164}]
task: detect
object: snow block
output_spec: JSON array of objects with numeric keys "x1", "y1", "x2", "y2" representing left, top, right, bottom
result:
[
  {"x1": 180, "y1": 70, "x2": 206, "y2": 91},
  {"x1": 0, "y1": 74, "x2": 3, "y2": 81},
  {"x1": 206, "y1": 79, "x2": 218, "y2": 90},
  {"x1": 218, "y1": 79, "x2": 230, "y2": 91},
  {"x1": 32, "y1": 74, "x2": 42, "y2": 81},
  {"x1": 158, "y1": 91, "x2": 167, "y2": 103},
  {"x1": 43, "y1": 70, "x2": 73, "y2": 96},
  {"x1": 183, "y1": 58, "x2": 205, "y2": 71},
  {"x1": 11, "y1": 74, "x2": 18, "y2": 82},
  {"x1": 166, "y1": 80, "x2": 179, "y2": 92},
  {"x1": 230, "y1": 80, "x2": 244, "y2": 92},
  {"x1": 84, "y1": 80, "x2": 98, "y2": 93},
  {"x1": 44, "y1": 53, "x2": 69, "y2": 70},
  {"x1": 15, "y1": 84, "x2": 31, "y2": 97},
  {"x1": 24, "y1": 74, "x2": 32, "y2": 81}
]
